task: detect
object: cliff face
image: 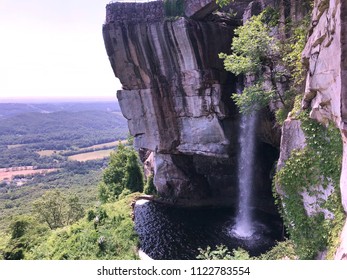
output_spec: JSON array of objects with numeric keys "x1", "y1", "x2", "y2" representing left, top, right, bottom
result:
[
  {"x1": 303, "y1": 0, "x2": 347, "y2": 260},
  {"x1": 302, "y1": 0, "x2": 346, "y2": 210},
  {"x1": 277, "y1": 0, "x2": 347, "y2": 259},
  {"x1": 103, "y1": 1, "x2": 278, "y2": 206},
  {"x1": 103, "y1": 1, "x2": 239, "y2": 202}
]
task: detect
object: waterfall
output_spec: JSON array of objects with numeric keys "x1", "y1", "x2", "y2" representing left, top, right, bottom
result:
[{"x1": 233, "y1": 112, "x2": 257, "y2": 238}]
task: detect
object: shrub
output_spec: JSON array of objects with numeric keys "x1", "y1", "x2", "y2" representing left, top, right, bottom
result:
[
  {"x1": 197, "y1": 245, "x2": 251, "y2": 260},
  {"x1": 99, "y1": 143, "x2": 144, "y2": 203},
  {"x1": 144, "y1": 174, "x2": 156, "y2": 195}
]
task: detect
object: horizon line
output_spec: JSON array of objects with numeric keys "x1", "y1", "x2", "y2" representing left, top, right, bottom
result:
[{"x1": 0, "y1": 97, "x2": 118, "y2": 104}]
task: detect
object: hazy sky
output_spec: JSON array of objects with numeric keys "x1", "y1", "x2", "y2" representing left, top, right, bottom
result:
[{"x1": 0, "y1": 0, "x2": 129, "y2": 102}]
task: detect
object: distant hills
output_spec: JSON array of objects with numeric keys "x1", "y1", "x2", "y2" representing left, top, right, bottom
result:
[
  {"x1": 0, "y1": 101, "x2": 129, "y2": 168},
  {"x1": 0, "y1": 101, "x2": 121, "y2": 119}
]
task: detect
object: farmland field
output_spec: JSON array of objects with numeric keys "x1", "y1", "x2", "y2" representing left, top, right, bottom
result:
[
  {"x1": 37, "y1": 150, "x2": 57, "y2": 156},
  {"x1": 7, "y1": 144, "x2": 25, "y2": 149},
  {"x1": 79, "y1": 139, "x2": 127, "y2": 151},
  {"x1": 0, "y1": 167, "x2": 58, "y2": 181},
  {"x1": 68, "y1": 149, "x2": 115, "y2": 162}
]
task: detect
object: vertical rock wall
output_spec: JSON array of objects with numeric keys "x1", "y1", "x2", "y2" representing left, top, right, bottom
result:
[
  {"x1": 103, "y1": 1, "x2": 240, "y2": 203},
  {"x1": 103, "y1": 1, "x2": 280, "y2": 208},
  {"x1": 302, "y1": 0, "x2": 346, "y2": 213},
  {"x1": 277, "y1": 0, "x2": 347, "y2": 259}
]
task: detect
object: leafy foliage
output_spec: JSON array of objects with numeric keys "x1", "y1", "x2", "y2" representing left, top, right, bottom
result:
[
  {"x1": 0, "y1": 168, "x2": 102, "y2": 233},
  {"x1": 216, "y1": 0, "x2": 234, "y2": 8},
  {"x1": 0, "y1": 231, "x2": 10, "y2": 260},
  {"x1": 99, "y1": 143, "x2": 144, "y2": 203},
  {"x1": 26, "y1": 193, "x2": 140, "y2": 260},
  {"x1": 259, "y1": 240, "x2": 297, "y2": 260},
  {"x1": 10, "y1": 217, "x2": 30, "y2": 239},
  {"x1": 2, "y1": 215, "x2": 49, "y2": 260},
  {"x1": 197, "y1": 245, "x2": 251, "y2": 260},
  {"x1": 144, "y1": 174, "x2": 156, "y2": 195},
  {"x1": 220, "y1": 14, "x2": 275, "y2": 76},
  {"x1": 261, "y1": 6, "x2": 280, "y2": 27},
  {"x1": 231, "y1": 84, "x2": 274, "y2": 114},
  {"x1": 219, "y1": 11, "x2": 286, "y2": 114},
  {"x1": 124, "y1": 152, "x2": 144, "y2": 193},
  {"x1": 281, "y1": 18, "x2": 310, "y2": 87},
  {"x1": 275, "y1": 110, "x2": 344, "y2": 259},
  {"x1": 220, "y1": 8, "x2": 310, "y2": 118},
  {"x1": 197, "y1": 240, "x2": 297, "y2": 260},
  {"x1": 33, "y1": 190, "x2": 84, "y2": 229}
]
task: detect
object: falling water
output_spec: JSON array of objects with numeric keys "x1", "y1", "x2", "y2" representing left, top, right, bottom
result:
[{"x1": 232, "y1": 112, "x2": 257, "y2": 238}]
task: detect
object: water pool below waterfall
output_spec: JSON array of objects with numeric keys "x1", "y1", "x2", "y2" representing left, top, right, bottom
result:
[{"x1": 134, "y1": 201, "x2": 284, "y2": 260}]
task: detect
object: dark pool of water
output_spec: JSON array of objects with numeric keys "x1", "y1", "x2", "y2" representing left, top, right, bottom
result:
[{"x1": 134, "y1": 201, "x2": 284, "y2": 260}]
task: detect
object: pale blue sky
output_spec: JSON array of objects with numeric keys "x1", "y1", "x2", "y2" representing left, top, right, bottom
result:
[{"x1": 0, "y1": 0, "x2": 129, "y2": 102}]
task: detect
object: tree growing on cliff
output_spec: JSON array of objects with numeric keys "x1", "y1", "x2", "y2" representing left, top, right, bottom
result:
[
  {"x1": 220, "y1": 7, "x2": 310, "y2": 120},
  {"x1": 99, "y1": 143, "x2": 144, "y2": 203},
  {"x1": 219, "y1": 10, "x2": 286, "y2": 114}
]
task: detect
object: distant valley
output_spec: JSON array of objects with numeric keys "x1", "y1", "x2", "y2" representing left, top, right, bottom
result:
[{"x1": 0, "y1": 101, "x2": 128, "y2": 231}]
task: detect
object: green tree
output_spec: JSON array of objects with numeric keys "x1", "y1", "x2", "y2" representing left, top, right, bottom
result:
[
  {"x1": 33, "y1": 190, "x2": 84, "y2": 229},
  {"x1": 66, "y1": 195, "x2": 84, "y2": 226},
  {"x1": 219, "y1": 11, "x2": 286, "y2": 114},
  {"x1": 102, "y1": 144, "x2": 129, "y2": 187},
  {"x1": 10, "y1": 217, "x2": 30, "y2": 239},
  {"x1": 3, "y1": 215, "x2": 48, "y2": 260},
  {"x1": 144, "y1": 174, "x2": 156, "y2": 195},
  {"x1": 99, "y1": 143, "x2": 144, "y2": 203},
  {"x1": 124, "y1": 152, "x2": 144, "y2": 193}
]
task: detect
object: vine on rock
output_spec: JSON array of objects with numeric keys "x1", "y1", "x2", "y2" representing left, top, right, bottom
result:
[{"x1": 275, "y1": 108, "x2": 344, "y2": 259}]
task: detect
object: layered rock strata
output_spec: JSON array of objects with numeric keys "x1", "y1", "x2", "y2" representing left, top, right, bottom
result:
[
  {"x1": 103, "y1": 1, "x2": 240, "y2": 203},
  {"x1": 103, "y1": 1, "x2": 279, "y2": 207}
]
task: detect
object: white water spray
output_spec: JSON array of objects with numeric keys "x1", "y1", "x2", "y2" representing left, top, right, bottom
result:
[{"x1": 233, "y1": 112, "x2": 257, "y2": 238}]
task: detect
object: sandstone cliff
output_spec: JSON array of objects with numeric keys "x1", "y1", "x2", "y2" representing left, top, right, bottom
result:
[
  {"x1": 103, "y1": 0, "x2": 277, "y2": 207},
  {"x1": 277, "y1": 0, "x2": 347, "y2": 259}
]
